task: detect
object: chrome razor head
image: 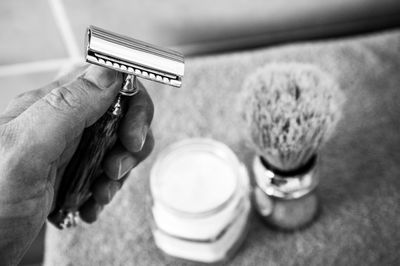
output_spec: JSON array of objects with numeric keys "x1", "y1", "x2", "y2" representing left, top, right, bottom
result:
[{"x1": 85, "y1": 25, "x2": 184, "y2": 87}]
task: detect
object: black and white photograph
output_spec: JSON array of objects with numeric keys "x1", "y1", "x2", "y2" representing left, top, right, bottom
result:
[{"x1": 0, "y1": 0, "x2": 399, "y2": 265}]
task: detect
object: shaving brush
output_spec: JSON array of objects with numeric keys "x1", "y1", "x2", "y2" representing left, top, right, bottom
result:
[{"x1": 241, "y1": 62, "x2": 344, "y2": 230}]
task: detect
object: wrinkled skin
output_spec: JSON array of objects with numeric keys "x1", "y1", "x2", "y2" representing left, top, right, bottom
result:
[{"x1": 0, "y1": 65, "x2": 154, "y2": 265}]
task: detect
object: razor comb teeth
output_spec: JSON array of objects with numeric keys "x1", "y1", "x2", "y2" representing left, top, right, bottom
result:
[{"x1": 87, "y1": 55, "x2": 181, "y2": 87}]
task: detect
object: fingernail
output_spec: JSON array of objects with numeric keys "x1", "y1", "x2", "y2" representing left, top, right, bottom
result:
[
  {"x1": 96, "y1": 203, "x2": 104, "y2": 215},
  {"x1": 93, "y1": 204, "x2": 104, "y2": 222},
  {"x1": 108, "y1": 182, "x2": 122, "y2": 201},
  {"x1": 84, "y1": 66, "x2": 117, "y2": 88},
  {"x1": 133, "y1": 125, "x2": 148, "y2": 152},
  {"x1": 118, "y1": 156, "x2": 136, "y2": 180},
  {"x1": 139, "y1": 125, "x2": 148, "y2": 150}
]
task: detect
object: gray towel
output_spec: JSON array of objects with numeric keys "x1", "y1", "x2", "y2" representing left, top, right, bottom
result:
[{"x1": 44, "y1": 29, "x2": 400, "y2": 266}]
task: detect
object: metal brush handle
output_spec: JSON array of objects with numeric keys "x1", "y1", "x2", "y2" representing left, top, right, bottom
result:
[{"x1": 48, "y1": 75, "x2": 138, "y2": 229}]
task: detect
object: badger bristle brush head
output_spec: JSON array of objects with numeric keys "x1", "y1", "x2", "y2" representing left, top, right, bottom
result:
[
  {"x1": 241, "y1": 62, "x2": 345, "y2": 230},
  {"x1": 243, "y1": 62, "x2": 344, "y2": 170}
]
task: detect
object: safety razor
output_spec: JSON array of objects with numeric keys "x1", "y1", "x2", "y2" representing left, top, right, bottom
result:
[{"x1": 48, "y1": 25, "x2": 184, "y2": 229}]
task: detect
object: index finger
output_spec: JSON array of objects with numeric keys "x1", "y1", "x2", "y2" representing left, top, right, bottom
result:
[{"x1": 118, "y1": 80, "x2": 154, "y2": 153}]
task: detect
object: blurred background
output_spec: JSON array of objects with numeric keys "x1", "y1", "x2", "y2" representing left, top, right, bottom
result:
[{"x1": 0, "y1": 0, "x2": 399, "y2": 265}]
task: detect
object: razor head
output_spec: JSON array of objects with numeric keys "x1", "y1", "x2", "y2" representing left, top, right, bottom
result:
[{"x1": 85, "y1": 25, "x2": 184, "y2": 87}]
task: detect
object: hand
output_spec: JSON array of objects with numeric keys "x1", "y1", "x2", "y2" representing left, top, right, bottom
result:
[{"x1": 0, "y1": 65, "x2": 154, "y2": 265}]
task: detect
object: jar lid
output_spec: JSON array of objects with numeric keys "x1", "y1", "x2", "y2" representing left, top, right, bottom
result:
[{"x1": 150, "y1": 138, "x2": 242, "y2": 217}]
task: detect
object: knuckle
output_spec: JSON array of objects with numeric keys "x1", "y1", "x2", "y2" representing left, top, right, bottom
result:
[
  {"x1": 78, "y1": 76, "x2": 102, "y2": 94},
  {"x1": 76, "y1": 76, "x2": 93, "y2": 89},
  {"x1": 44, "y1": 85, "x2": 83, "y2": 111}
]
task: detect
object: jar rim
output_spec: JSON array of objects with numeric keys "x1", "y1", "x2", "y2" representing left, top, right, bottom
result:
[{"x1": 150, "y1": 138, "x2": 242, "y2": 218}]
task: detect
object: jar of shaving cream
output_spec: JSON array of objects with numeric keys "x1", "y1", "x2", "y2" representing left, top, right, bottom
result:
[{"x1": 149, "y1": 138, "x2": 250, "y2": 263}]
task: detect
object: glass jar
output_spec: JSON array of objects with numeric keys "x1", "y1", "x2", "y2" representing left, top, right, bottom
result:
[{"x1": 149, "y1": 138, "x2": 250, "y2": 263}]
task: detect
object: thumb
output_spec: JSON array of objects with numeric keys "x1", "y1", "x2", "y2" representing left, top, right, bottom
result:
[{"x1": 13, "y1": 65, "x2": 122, "y2": 160}]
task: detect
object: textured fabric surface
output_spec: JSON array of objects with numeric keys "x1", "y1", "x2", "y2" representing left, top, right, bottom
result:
[{"x1": 44, "y1": 30, "x2": 400, "y2": 265}]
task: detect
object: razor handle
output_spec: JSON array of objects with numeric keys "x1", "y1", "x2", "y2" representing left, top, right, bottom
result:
[{"x1": 48, "y1": 75, "x2": 137, "y2": 229}]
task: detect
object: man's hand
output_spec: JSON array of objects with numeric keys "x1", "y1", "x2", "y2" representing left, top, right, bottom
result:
[{"x1": 0, "y1": 65, "x2": 154, "y2": 265}]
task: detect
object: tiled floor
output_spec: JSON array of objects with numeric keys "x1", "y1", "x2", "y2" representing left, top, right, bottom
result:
[
  {"x1": 0, "y1": 0, "x2": 75, "y2": 113},
  {"x1": 0, "y1": 0, "x2": 67, "y2": 65}
]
